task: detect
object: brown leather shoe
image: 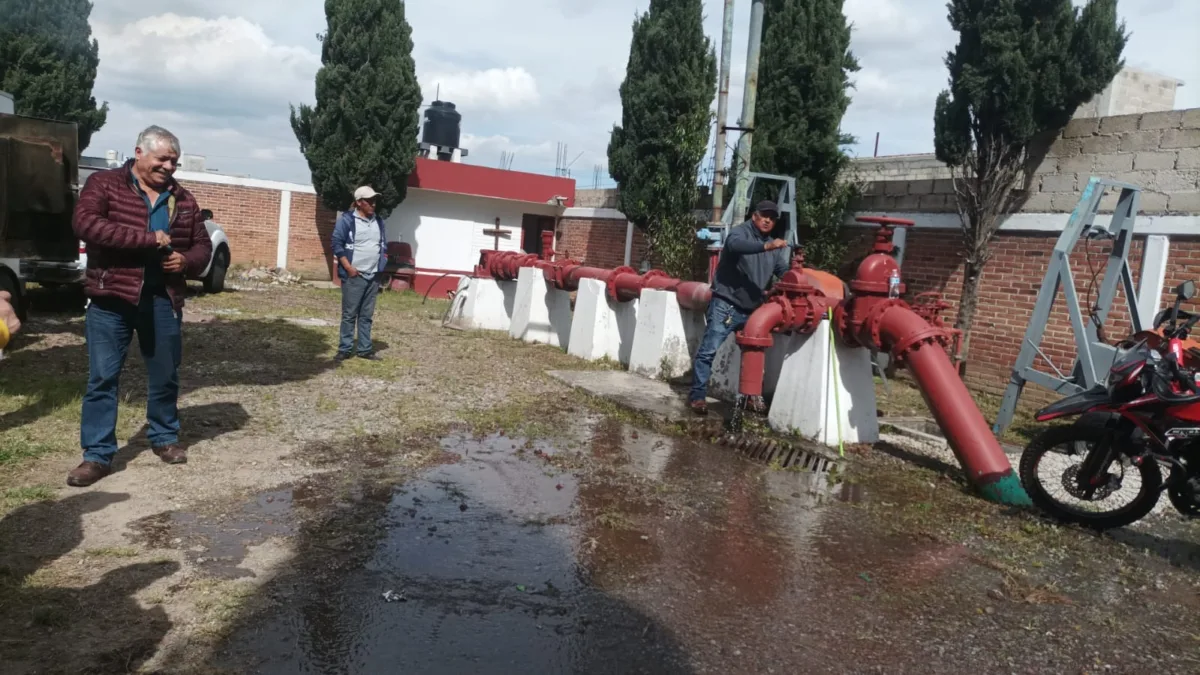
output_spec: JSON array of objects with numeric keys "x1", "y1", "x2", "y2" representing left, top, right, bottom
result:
[
  {"x1": 152, "y1": 444, "x2": 188, "y2": 465},
  {"x1": 67, "y1": 461, "x2": 111, "y2": 487},
  {"x1": 689, "y1": 399, "x2": 708, "y2": 416}
]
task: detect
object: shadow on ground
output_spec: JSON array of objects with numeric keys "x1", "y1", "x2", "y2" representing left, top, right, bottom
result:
[
  {"x1": 0, "y1": 492, "x2": 179, "y2": 673},
  {"x1": 111, "y1": 401, "x2": 252, "y2": 473},
  {"x1": 0, "y1": 316, "x2": 336, "y2": 436}
]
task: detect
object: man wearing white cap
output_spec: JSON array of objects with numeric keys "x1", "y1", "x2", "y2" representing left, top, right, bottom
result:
[{"x1": 330, "y1": 186, "x2": 389, "y2": 361}]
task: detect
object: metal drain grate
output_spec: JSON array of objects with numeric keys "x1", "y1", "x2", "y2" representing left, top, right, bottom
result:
[{"x1": 713, "y1": 434, "x2": 840, "y2": 473}]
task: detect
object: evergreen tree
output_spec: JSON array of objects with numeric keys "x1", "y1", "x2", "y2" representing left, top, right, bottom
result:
[
  {"x1": 0, "y1": 0, "x2": 108, "y2": 150},
  {"x1": 934, "y1": 0, "x2": 1125, "y2": 356},
  {"x1": 754, "y1": 0, "x2": 858, "y2": 208},
  {"x1": 608, "y1": 0, "x2": 716, "y2": 278},
  {"x1": 292, "y1": 0, "x2": 422, "y2": 215}
]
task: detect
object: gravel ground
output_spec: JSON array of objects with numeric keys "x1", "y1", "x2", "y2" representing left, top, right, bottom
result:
[{"x1": 0, "y1": 284, "x2": 1195, "y2": 674}]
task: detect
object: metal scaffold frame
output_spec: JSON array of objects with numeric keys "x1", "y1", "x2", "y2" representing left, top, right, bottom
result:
[{"x1": 992, "y1": 177, "x2": 1149, "y2": 435}]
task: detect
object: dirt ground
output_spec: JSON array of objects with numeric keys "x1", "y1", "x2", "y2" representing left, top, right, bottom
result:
[{"x1": 0, "y1": 284, "x2": 1197, "y2": 674}]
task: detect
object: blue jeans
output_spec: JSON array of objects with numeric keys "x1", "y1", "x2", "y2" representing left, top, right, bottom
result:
[
  {"x1": 339, "y1": 274, "x2": 380, "y2": 356},
  {"x1": 689, "y1": 297, "x2": 750, "y2": 402},
  {"x1": 81, "y1": 290, "x2": 182, "y2": 465}
]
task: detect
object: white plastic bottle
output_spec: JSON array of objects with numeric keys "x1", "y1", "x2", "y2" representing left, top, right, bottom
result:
[{"x1": 888, "y1": 269, "x2": 901, "y2": 298}]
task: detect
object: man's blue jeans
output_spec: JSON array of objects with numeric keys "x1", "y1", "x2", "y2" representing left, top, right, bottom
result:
[
  {"x1": 689, "y1": 297, "x2": 750, "y2": 402},
  {"x1": 81, "y1": 290, "x2": 182, "y2": 465},
  {"x1": 339, "y1": 274, "x2": 380, "y2": 356}
]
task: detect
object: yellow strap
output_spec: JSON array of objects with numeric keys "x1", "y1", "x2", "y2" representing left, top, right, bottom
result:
[{"x1": 0, "y1": 319, "x2": 9, "y2": 350}]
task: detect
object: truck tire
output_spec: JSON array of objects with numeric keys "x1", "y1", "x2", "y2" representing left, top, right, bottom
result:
[{"x1": 204, "y1": 246, "x2": 229, "y2": 293}]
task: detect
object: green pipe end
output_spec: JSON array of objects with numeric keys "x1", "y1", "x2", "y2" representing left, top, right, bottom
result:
[{"x1": 977, "y1": 471, "x2": 1033, "y2": 507}]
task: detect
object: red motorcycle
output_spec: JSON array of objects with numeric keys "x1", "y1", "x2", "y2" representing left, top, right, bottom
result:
[{"x1": 1019, "y1": 281, "x2": 1200, "y2": 529}]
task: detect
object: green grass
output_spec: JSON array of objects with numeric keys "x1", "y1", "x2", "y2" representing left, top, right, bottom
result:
[
  {"x1": 82, "y1": 547, "x2": 141, "y2": 559},
  {"x1": 0, "y1": 485, "x2": 56, "y2": 509}
]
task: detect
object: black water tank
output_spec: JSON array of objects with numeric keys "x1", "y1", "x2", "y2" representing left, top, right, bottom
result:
[{"x1": 422, "y1": 101, "x2": 461, "y2": 149}]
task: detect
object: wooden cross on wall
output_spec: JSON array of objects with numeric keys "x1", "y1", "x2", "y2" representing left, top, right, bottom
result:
[{"x1": 482, "y1": 217, "x2": 511, "y2": 250}]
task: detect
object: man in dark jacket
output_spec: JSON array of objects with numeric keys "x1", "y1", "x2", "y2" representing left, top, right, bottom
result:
[
  {"x1": 68, "y1": 125, "x2": 212, "y2": 486},
  {"x1": 331, "y1": 186, "x2": 388, "y2": 361},
  {"x1": 689, "y1": 201, "x2": 789, "y2": 414}
]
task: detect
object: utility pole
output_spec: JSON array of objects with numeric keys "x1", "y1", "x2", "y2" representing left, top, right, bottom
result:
[
  {"x1": 710, "y1": 0, "x2": 736, "y2": 225},
  {"x1": 728, "y1": 0, "x2": 765, "y2": 225}
]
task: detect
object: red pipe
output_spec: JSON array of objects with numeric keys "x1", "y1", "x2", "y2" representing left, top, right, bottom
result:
[
  {"x1": 736, "y1": 302, "x2": 783, "y2": 397},
  {"x1": 676, "y1": 282, "x2": 712, "y2": 311},
  {"x1": 878, "y1": 305, "x2": 1015, "y2": 482}
]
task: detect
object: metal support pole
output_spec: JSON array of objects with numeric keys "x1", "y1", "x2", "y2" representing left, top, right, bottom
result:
[
  {"x1": 710, "y1": 0, "x2": 735, "y2": 226},
  {"x1": 729, "y1": 0, "x2": 765, "y2": 225}
]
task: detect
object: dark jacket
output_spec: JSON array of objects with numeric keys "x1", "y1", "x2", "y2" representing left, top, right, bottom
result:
[
  {"x1": 711, "y1": 220, "x2": 789, "y2": 312},
  {"x1": 330, "y1": 210, "x2": 388, "y2": 281},
  {"x1": 73, "y1": 160, "x2": 213, "y2": 311}
]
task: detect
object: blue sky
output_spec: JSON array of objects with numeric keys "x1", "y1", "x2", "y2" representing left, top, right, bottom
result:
[{"x1": 85, "y1": 0, "x2": 1199, "y2": 186}]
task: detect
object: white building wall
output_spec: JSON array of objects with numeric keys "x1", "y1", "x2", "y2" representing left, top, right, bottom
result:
[{"x1": 388, "y1": 188, "x2": 559, "y2": 273}]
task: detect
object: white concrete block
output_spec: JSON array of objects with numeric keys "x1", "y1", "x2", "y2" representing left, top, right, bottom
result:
[
  {"x1": 767, "y1": 320, "x2": 879, "y2": 446},
  {"x1": 708, "y1": 332, "x2": 789, "y2": 402},
  {"x1": 567, "y1": 278, "x2": 639, "y2": 364},
  {"x1": 445, "y1": 277, "x2": 518, "y2": 332},
  {"x1": 628, "y1": 289, "x2": 706, "y2": 379},
  {"x1": 509, "y1": 266, "x2": 572, "y2": 348}
]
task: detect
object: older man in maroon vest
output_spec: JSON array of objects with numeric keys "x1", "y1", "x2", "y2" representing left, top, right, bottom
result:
[{"x1": 68, "y1": 126, "x2": 212, "y2": 487}]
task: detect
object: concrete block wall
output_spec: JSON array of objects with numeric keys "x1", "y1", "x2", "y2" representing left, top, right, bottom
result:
[
  {"x1": 573, "y1": 188, "x2": 620, "y2": 209},
  {"x1": 852, "y1": 107, "x2": 1200, "y2": 215}
]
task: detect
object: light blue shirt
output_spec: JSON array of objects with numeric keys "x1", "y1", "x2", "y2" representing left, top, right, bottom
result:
[{"x1": 350, "y1": 212, "x2": 382, "y2": 277}]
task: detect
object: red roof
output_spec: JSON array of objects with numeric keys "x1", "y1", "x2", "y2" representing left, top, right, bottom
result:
[{"x1": 407, "y1": 157, "x2": 575, "y2": 206}]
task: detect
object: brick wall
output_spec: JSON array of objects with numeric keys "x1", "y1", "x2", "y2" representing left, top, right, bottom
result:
[
  {"x1": 286, "y1": 192, "x2": 338, "y2": 278},
  {"x1": 841, "y1": 226, "x2": 1200, "y2": 400},
  {"x1": 556, "y1": 217, "x2": 647, "y2": 269},
  {"x1": 840, "y1": 107, "x2": 1200, "y2": 400},
  {"x1": 851, "y1": 108, "x2": 1200, "y2": 215},
  {"x1": 180, "y1": 180, "x2": 280, "y2": 267}
]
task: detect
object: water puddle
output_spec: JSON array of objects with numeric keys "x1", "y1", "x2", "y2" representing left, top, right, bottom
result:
[
  {"x1": 219, "y1": 432, "x2": 695, "y2": 673},
  {"x1": 213, "y1": 424, "x2": 996, "y2": 673}
]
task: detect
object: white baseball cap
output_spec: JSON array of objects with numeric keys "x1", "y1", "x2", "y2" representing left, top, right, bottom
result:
[{"x1": 353, "y1": 185, "x2": 379, "y2": 201}]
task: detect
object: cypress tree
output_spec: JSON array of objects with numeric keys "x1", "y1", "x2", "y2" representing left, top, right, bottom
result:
[
  {"x1": 934, "y1": 0, "x2": 1126, "y2": 355},
  {"x1": 608, "y1": 0, "x2": 716, "y2": 278},
  {"x1": 291, "y1": 0, "x2": 422, "y2": 215},
  {"x1": 0, "y1": 0, "x2": 108, "y2": 150},
  {"x1": 754, "y1": 0, "x2": 858, "y2": 208}
]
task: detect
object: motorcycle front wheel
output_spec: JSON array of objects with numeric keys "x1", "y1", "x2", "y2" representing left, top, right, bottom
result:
[{"x1": 1019, "y1": 422, "x2": 1163, "y2": 530}]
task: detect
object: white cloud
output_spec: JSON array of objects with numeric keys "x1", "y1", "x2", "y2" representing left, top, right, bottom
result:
[
  {"x1": 79, "y1": 0, "x2": 1198, "y2": 183},
  {"x1": 92, "y1": 13, "x2": 319, "y2": 119},
  {"x1": 421, "y1": 68, "x2": 540, "y2": 111}
]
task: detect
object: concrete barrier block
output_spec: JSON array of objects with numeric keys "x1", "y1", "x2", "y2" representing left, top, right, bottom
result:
[
  {"x1": 447, "y1": 277, "x2": 518, "y2": 332},
  {"x1": 567, "y1": 278, "x2": 638, "y2": 364},
  {"x1": 628, "y1": 289, "x2": 706, "y2": 380},
  {"x1": 509, "y1": 266, "x2": 572, "y2": 348},
  {"x1": 767, "y1": 322, "x2": 880, "y2": 446}
]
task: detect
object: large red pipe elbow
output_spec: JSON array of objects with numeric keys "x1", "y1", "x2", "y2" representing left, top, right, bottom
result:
[
  {"x1": 735, "y1": 302, "x2": 784, "y2": 397},
  {"x1": 874, "y1": 304, "x2": 1026, "y2": 500}
]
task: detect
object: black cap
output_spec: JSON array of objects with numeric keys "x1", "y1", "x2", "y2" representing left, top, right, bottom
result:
[{"x1": 755, "y1": 200, "x2": 779, "y2": 216}]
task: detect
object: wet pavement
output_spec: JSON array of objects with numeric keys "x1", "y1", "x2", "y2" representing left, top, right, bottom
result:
[{"x1": 200, "y1": 418, "x2": 1200, "y2": 674}]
